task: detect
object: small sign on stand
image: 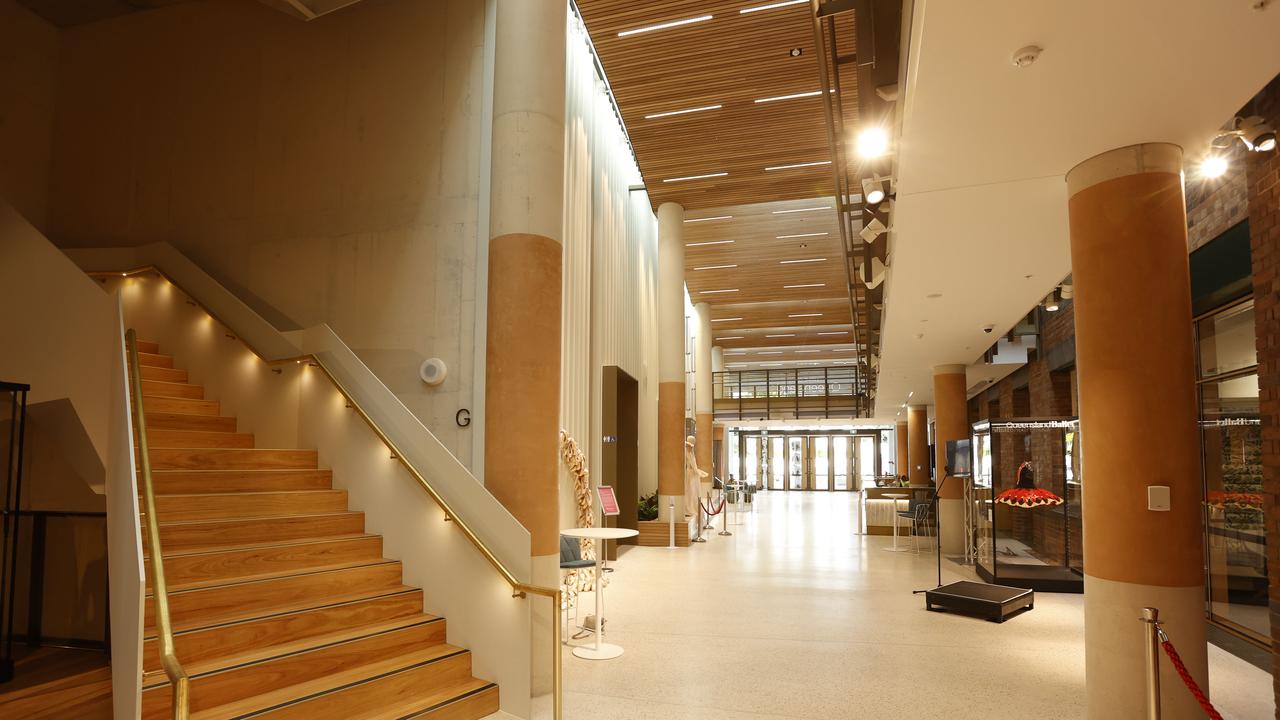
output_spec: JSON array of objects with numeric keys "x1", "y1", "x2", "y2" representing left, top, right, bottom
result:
[{"x1": 597, "y1": 485, "x2": 620, "y2": 517}]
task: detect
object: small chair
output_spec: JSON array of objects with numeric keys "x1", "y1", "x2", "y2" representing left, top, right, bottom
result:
[
  {"x1": 559, "y1": 536, "x2": 594, "y2": 639},
  {"x1": 897, "y1": 498, "x2": 934, "y2": 554}
]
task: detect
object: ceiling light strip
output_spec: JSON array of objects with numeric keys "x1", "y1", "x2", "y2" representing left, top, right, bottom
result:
[
  {"x1": 818, "y1": 331, "x2": 849, "y2": 335},
  {"x1": 684, "y1": 215, "x2": 733, "y2": 223},
  {"x1": 717, "y1": 336, "x2": 745, "y2": 340},
  {"x1": 765, "y1": 334, "x2": 795, "y2": 338},
  {"x1": 785, "y1": 283, "x2": 826, "y2": 289},
  {"x1": 618, "y1": 15, "x2": 713, "y2": 37},
  {"x1": 645, "y1": 104, "x2": 723, "y2": 120},
  {"x1": 776, "y1": 232, "x2": 829, "y2": 239},
  {"x1": 664, "y1": 172, "x2": 728, "y2": 183},
  {"x1": 754, "y1": 90, "x2": 824, "y2": 104},
  {"x1": 712, "y1": 317, "x2": 743, "y2": 322},
  {"x1": 764, "y1": 160, "x2": 832, "y2": 171},
  {"x1": 686, "y1": 240, "x2": 734, "y2": 247},
  {"x1": 779, "y1": 258, "x2": 827, "y2": 265},
  {"x1": 771, "y1": 206, "x2": 833, "y2": 214},
  {"x1": 700, "y1": 289, "x2": 740, "y2": 294},
  {"x1": 740, "y1": 0, "x2": 807, "y2": 13},
  {"x1": 694, "y1": 264, "x2": 738, "y2": 271},
  {"x1": 788, "y1": 312, "x2": 823, "y2": 317}
]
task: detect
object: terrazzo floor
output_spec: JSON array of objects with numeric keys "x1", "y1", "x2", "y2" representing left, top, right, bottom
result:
[{"x1": 517, "y1": 491, "x2": 1273, "y2": 720}]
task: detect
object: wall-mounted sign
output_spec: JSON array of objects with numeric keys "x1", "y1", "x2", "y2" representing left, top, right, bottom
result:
[
  {"x1": 456, "y1": 408, "x2": 471, "y2": 427},
  {"x1": 602, "y1": 435, "x2": 618, "y2": 444},
  {"x1": 597, "y1": 485, "x2": 620, "y2": 517}
]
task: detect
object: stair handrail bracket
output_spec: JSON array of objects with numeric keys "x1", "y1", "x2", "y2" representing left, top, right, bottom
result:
[{"x1": 126, "y1": 328, "x2": 190, "y2": 720}]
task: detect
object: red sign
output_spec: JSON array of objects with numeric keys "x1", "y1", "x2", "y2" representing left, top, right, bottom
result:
[{"x1": 597, "y1": 485, "x2": 620, "y2": 516}]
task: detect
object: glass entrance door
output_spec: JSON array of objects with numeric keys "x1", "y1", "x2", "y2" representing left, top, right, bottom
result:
[
  {"x1": 742, "y1": 435, "x2": 758, "y2": 488},
  {"x1": 769, "y1": 437, "x2": 785, "y2": 490},
  {"x1": 854, "y1": 435, "x2": 877, "y2": 491},
  {"x1": 833, "y1": 436, "x2": 850, "y2": 490},
  {"x1": 787, "y1": 436, "x2": 805, "y2": 490},
  {"x1": 812, "y1": 436, "x2": 830, "y2": 490}
]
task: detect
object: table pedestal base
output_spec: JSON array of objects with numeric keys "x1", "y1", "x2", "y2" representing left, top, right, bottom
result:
[{"x1": 573, "y1": 643, "x2": 624, "y2": 660}]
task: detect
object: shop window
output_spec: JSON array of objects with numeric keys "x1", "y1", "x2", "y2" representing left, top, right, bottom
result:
[{"x1": 1196, "y1": 298, "x2": 1268, "y2": 645}]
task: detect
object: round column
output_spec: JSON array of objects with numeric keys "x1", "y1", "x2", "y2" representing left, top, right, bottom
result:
[
  {"x1": 483, "y1": 0, "x2": 565, "y2": 697},
  {"x1": 895, "y1": 421, "x2": 908, "y2": 480},
  {"x1": 932, "y1": 364, "x2": 967, "y2": 555},
  {"x1": 1066, "y1": 143, "x2": 1206, "y2": 719},
  {"x1": 694, "y1": 302, "x2": 714, "y2": 492},
  {"x1": 657, "y1": 202, "x2": 687, "y2": 523},
  {"x1": 906, "y1": 404, "x2": 929, "y2": 486}
]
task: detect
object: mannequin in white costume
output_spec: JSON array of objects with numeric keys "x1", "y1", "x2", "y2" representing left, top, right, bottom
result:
[{"x1": 684, "y1": 435, "x2": 708, "y2": 517}]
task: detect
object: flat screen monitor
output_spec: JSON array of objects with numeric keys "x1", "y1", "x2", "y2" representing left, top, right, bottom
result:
[{"x1": 946, "y1": 438, "x2": 972, "y2": 478}]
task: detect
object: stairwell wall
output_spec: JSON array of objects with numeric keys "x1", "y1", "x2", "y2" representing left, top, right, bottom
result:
[
  {"x1": 0, "y1": 1, "x2": 57, "y2": 234},
  {"x1": 44, "y1": 0, "x2": 487, "y2": 469}
]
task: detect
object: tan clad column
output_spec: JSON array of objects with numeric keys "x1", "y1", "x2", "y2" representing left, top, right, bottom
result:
[
  {"x1": 906, "y1": 404, "x2": 929, "y2": 486},
  {"x1": 694, "y1": 302, "x2": 714, "y2": 493},
  {"x1": 657, "y1": 202, "x2": 687, "y2": 524},
  {"x1": 1066, "y1": 143, "x2": 1206, "y2": 719},
  {"x1": 932, "y1": 365, "x2": 967, "y2": 555},
  {"x1": 895, "y1": 421, "x2": 908, "y2": 480},
  {"x1": 483, "y1": 0, "x2": 564, "y2": 695}
]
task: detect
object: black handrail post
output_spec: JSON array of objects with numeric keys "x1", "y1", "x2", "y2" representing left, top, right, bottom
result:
[
  {"x1": 1, "y1": 383, "x2": 29, "y2": 684},
  {"x1": 25, "y1": 514, "x2": 46, "y2": 647}
]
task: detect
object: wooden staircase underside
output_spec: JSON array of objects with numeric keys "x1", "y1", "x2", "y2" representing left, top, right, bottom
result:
[{"x1": 132, "y1": 340, "x2": 498, "y2": 720}]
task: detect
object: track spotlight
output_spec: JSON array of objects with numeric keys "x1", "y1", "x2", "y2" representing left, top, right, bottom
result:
[
  {"x1": 1213, "y1": 115, "x2": 1278, "y2": 153},
  {"x1": 1044, "y1": 289, "x2": 1060, "y2": 312},
  {"x1": 855, "y1": 127, "x2": 889, "y2": 159},
  {"x1": 858, "y1": 217, "x2": 887, "y2": 244},
  {"x1": 861, "y1": 174, "x2": 891, "y2": 205}
]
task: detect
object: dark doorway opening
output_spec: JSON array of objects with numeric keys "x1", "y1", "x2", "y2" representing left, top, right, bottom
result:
[{"x1": 602, "y1": 366, "x2": 638, "y2": 560}]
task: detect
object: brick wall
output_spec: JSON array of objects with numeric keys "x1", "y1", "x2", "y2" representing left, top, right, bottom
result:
[
  {"x1": 1241, "y1": 75, "x2": 1280, "y2": 711},
  {"x1": 1188, "y1": 141, "x2": 1250, "y2": 251}
]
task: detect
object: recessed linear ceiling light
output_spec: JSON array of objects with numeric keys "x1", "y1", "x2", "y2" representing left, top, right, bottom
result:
[
  {"x1": 788, "y1": 312, "x2": 823, "y2": 317},
  {"x1": 712, "y1": 317, "x2": 743, "y2": 322},
  {"x1": 765, "y1": 334, "x2": 796, "y2": 338},
  {"x1": 686, "y1": 239, "x2": 735, "y2": 247},
  {"x1": 760, "y1": 362, "x2": 782, "y2": 367},
  {"x1": 758, "y1": 351, "x2": 784, "y2": 355},
  {"x1": 740, "y1": 0, "x2": 806, "y2": 13},
  {"x1": 777, "y1": 232, "x2": 829, "y2": 239},
  {"x1": 664, "y1": 172, "x2": 728, "y2": 183},
  {"x1": 645, "y1": 104, "x2": 723, "y2": 120},
  {"x1": 818, "y1": 331, "x2": 849, "y2": 335},
  {"x1": 796, "y1": 349, "x2": 822, "y2": 354},
  {"x1": 718, "y1": 336, "x2": 745, "y2": 340},
  {"x1": 772, "y1": 205, "x2": 832, "y2": 214},
  {"x1": 700, "y1": 288, "x2": 740, "y2": 294},
  {"x1": 833, "y1": 361, "x2": 854, "y2": 365},
  {"x1": 618, "y1": 15, "x2": 713, "y2": 37},
  {"x1": 834, "y1": 348, "x2": 855, "y2": 352},
  {"x1": 784, "y1": 283, "x2": 826, "y2": 289},
  {"x1": 694, "y1": 264, "x2": 738, "y2": 271},
  {"x1": 754, "y1": 90, "x2": 825, "y2": 104},
  {"x1": 764, "y1": 160, "x2": 832, "y2": 171},
  {"x1": 684, "y1": 215, "x2": 733, "y2": 223},
  {"x1": 779, "y1": 258, "x2": 827, "y2": 265}
]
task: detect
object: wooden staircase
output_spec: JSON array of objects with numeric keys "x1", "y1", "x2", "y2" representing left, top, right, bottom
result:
[{"x1": 132, "y1": 341, "x2": 499, "y2": 720}]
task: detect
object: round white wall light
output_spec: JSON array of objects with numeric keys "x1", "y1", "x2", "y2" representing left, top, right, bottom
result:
[{"x1": 420, "y1": 358, "x2": 448, "y2": 386}]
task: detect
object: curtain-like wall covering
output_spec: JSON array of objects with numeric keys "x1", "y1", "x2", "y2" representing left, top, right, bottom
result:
[{"x1": 560, "y1": 13, "x2": 660, "y2": 530}]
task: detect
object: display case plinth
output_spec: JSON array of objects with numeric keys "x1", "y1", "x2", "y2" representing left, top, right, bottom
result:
[{"x1": 924, "y1": 581, "x2": 1034, "y2": 623}]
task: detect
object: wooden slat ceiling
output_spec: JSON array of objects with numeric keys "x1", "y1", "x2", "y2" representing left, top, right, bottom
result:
[{"x1": 576, "y1": 0, "x2": 864, "y2": 373}]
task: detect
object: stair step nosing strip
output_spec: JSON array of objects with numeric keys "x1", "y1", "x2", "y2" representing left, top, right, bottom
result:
[
  {"x1": 142, "y1": 618, "x2": 445, "y2": 690},
  {"x1": 150, "y1": 559, "x2": 398, "y2": 598},
  {"x1": 397, "y1": 684, "x2": 499, "y2": 720},
  {"x1": 226, "y1": 649, "x2": 471, "y2": 720},
  {"x1": 145, "y1": 588, "x2": 422, "y2": 641}
]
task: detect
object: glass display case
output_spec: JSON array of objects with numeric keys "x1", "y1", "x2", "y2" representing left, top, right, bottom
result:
[{"x1": 970, "y1": 418, "x2": 1083, "y2": 593}]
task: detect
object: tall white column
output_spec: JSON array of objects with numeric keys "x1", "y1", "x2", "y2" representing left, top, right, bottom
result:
[
  {"x1": 693, "y1": 302, "x2": 714, "y2": 492},
  {"x1": 657, "y1": 202, "x2": 686, "y2": 524}
]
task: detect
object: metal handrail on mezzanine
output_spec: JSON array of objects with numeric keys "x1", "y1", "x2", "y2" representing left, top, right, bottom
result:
[
  {"x1": 102, "y1": 267, "x2": 562, "y2": 720},
  {"x1": 712, "y1": 366, "x2": 867, "y2": 420},
  {"x1": 125, "y1": 329, "x2": 190, "y2": 720}
]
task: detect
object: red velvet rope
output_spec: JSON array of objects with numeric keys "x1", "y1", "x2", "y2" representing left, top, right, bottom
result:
[
  {"x1": 1160, "y1": 638, "x2": 1223, "y2": 720},
  {"x1": 699, "y1": 498, "x2": 726, "y2": 517}
]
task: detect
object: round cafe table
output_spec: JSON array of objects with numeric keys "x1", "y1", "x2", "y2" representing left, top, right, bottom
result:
[
  {"x1": 881, "y1": 493, "x2": 911, "y2": 552},
  {"x1": 561, "y1": 527, "x2": 639, "y2": 660}
]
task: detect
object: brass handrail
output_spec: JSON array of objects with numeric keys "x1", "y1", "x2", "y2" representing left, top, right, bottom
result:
[
  {"x1": 126, "y1": 329, "x2": 190, "y2": 720},
  {"x1": 106, "y1": 272, "x2": 561, "y2": 719}
]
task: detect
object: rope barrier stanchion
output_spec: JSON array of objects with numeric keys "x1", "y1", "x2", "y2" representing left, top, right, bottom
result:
[
  {"x1": 1140, "y1": 606, "x2": 1224, "y2": 720},
  {"x1": 718, "y1": 490, "x2": 732, "y2": 537}
]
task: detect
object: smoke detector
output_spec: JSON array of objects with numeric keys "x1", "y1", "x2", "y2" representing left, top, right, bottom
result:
[
  {"x1": 1011, "y1": 45, "x2": 1043, "y2": 68},
  {"x1": 419, "y1": 358, "x2": 448, "y2": 387}
]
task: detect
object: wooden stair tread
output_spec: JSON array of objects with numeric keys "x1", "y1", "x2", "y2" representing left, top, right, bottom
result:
[
  {"x1": 143, "y1": 614, "x2": 442, "y2": 687},
  {"x1": 187, "y1": 645, "x2": 467, "y2": 720},
  {"x1": 156, "y1": 510, "x2": 358, "y2": 528},
  {"x1": 276, "y1": 676, "x2": 495, "y2": 720},
  {"x1": 149, "y1": 469, "x2": 333, "y2": 494},
  {"x1": 140, "y1": 380, "x2": 205, "y2": 399},
  {"x1": 135, "y1": 351, "x2": 174, "y2": 368},
  {"x1": 148, "y1": 557, "x2": 393, "y2": 597},
  {"x1": 145, "y1": 412, "x2": 237, "y2": 432}
]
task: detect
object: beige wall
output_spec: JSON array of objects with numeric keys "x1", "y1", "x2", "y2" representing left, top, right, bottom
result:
[
  {"x1": 0, "y1": 1, "x2": 58, "y2": 232},
  {"x1": 45, "y1": 0, "x2": 487, "y2": 465}
]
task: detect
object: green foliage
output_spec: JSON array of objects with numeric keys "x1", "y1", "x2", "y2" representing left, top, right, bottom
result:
[{"x1": 638, "y1": 491, "x2": 659, "y2": 521}]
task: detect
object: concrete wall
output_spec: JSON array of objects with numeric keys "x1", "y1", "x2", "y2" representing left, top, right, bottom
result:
[
  {"x1": 0, "y1": 1, "x2": 58, "y2": 232},
  {"x1": 45, "y1": 0, "x2": 487, "y2": 466}
]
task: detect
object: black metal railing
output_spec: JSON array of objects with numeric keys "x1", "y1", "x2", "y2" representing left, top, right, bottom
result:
[
  {"x1": 1, "y1": 381, "x2": 30, "y2": 683},
  {"x1": 712, "y1": 366, "x2": 868, "y2": 420}
]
